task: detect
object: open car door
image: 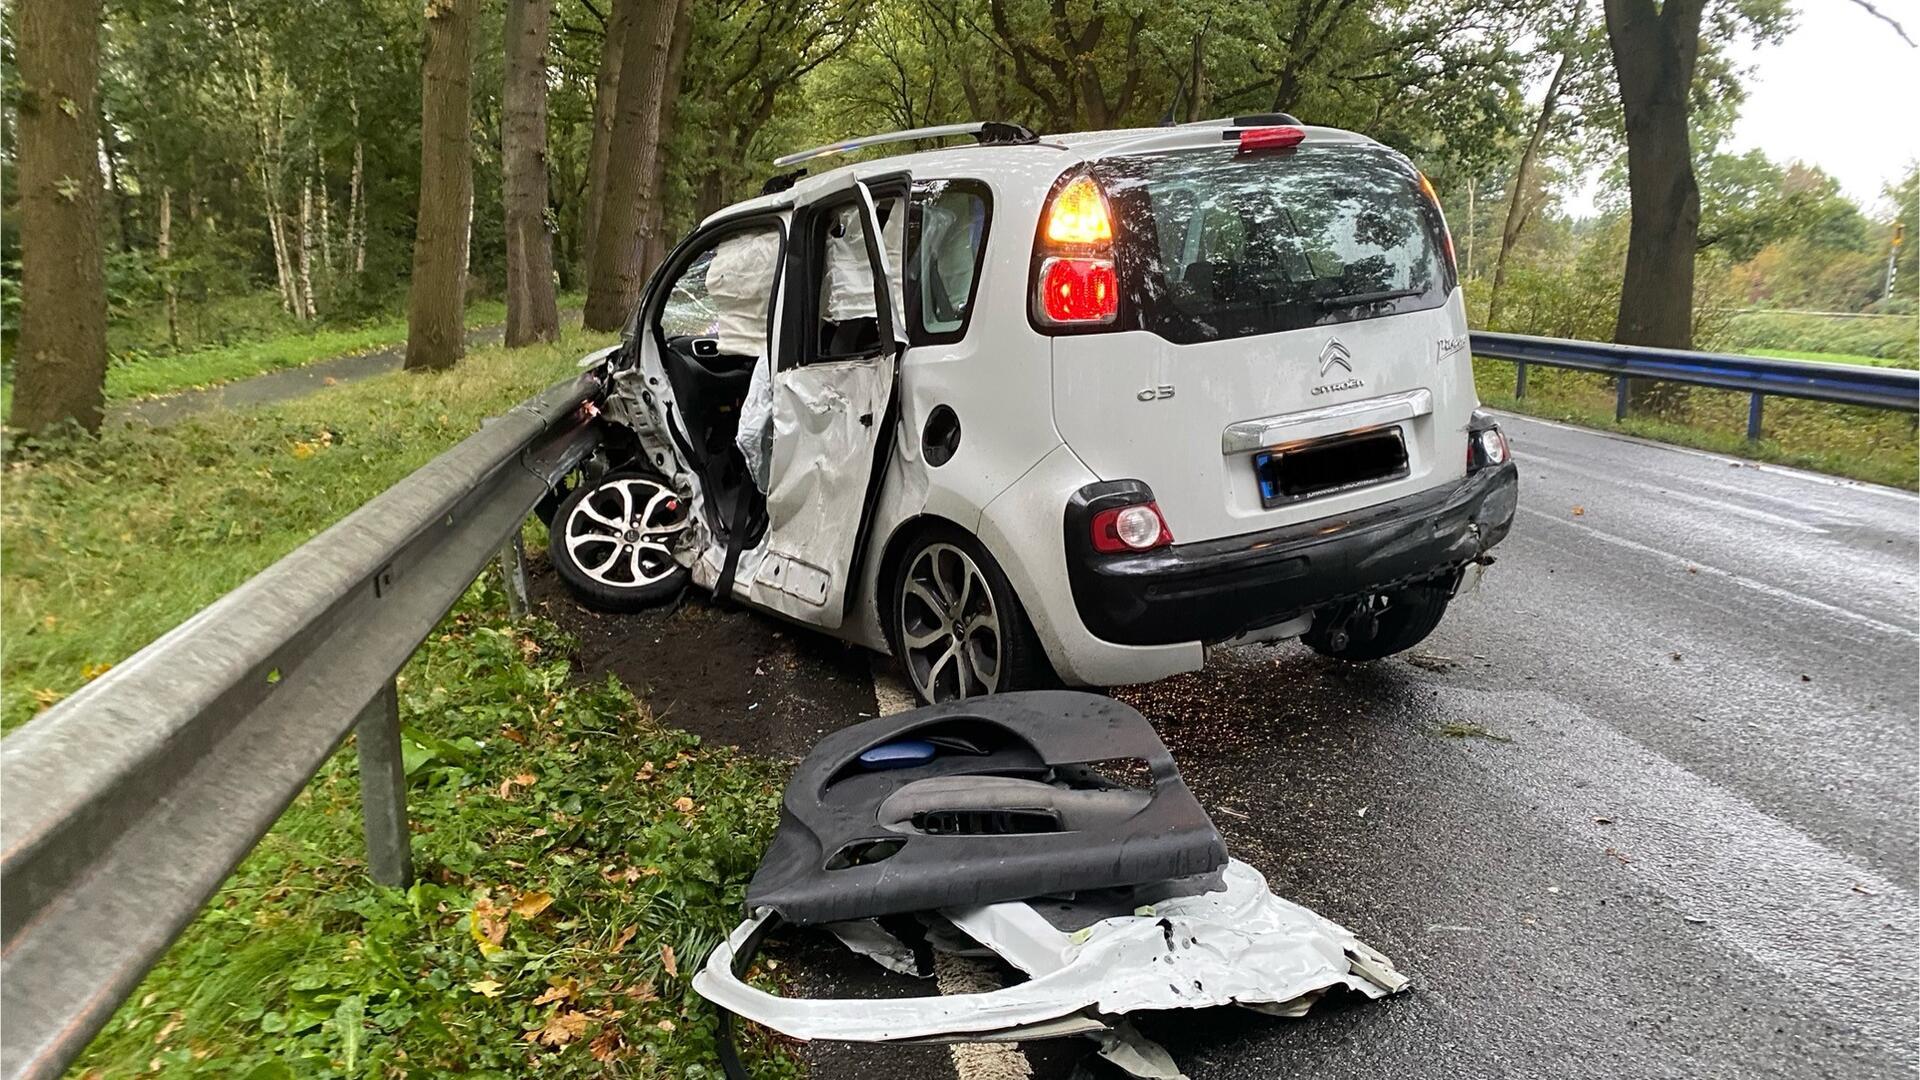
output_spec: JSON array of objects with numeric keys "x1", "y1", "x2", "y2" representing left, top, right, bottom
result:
[{"x1": 738, "y1": 176, "x2": 906, "y2": 628}]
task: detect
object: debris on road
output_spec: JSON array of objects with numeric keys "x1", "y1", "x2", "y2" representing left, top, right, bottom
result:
[{"x1": 694, "y1": 691, "x2": 1408, "y2": 1079}]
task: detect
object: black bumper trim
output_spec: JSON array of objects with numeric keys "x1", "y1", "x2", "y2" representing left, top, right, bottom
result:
[{"x1": 1064, "y1": 463, "x2": 1519, "y2": 647}]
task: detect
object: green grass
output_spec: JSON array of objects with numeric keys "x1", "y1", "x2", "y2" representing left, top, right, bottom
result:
[
  {"x1": 1476, "y1": 358, "x2": 1919, "y2": 490},
  {"x1": 1745, "y1": 347, "x2": 1918, "y2": 370},
  {"x1": 1, "y1": 295, "x2": 595, "y2": 418},
  {"x1": 3, "y1": 329, "x2": 799, "y2": 1077}
]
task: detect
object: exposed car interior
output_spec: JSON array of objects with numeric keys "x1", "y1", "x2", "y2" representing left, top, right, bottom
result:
[{"x1": 653, "y1": 226, "x2": 782, "y2": 548}]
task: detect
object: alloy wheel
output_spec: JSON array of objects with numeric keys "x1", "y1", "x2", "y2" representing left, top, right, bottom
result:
[
  {"x1": 898, "y1": 542, "x2": 1002, "y2": 703},
  {"x1": 562, "y1": 477, "x2": 689, "y2": 589}
]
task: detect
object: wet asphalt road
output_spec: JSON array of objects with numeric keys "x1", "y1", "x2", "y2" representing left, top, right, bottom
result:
[
  {"x1": 566, "y1": 413, "x2": 1917, "y2": 1079},
  {"x1": 1113, "y1": 411, "x2": 1918, "y2": 1079}
]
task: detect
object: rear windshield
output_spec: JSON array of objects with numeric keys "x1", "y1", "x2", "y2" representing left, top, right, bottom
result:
[{"x1": 1091, "y1": 145, "x2": 1453, "y2": 344}]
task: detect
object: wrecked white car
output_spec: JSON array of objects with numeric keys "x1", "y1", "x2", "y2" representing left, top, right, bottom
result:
[
  {"x1": 551, "y1": 118, "x2": 1519, "y2": 705},
  {"x1": 690, "y1": 691, "x2": 1407, "y2": 1078}
]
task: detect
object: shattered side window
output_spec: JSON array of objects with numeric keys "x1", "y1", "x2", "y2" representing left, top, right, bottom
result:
[
  {"x1": 657, "y1": 226, "x2": 782, "y2": 358},
  {"x1": 908, "y1": 180, "x2": 992, "y2": 345}
]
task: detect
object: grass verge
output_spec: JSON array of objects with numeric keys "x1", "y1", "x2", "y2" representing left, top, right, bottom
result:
[
  {"x1": 4, "y1": 328, "x2": 796, "y2": 1076},
  {"x1": 1474, "y1": 358, "x2": 1919, "y2": 490},
  {"x1": 2, "y1": 297, "x2": 592, "y2": 417}
]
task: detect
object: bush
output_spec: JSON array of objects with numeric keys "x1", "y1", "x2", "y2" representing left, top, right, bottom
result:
[{"x1": 1721, "y1": 311, "x2": 1919, "y2": 362}]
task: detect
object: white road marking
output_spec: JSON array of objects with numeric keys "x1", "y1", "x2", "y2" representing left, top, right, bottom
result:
[
  {"x1": 870, "y1": 662, "x2": 1033, "y2": 1080},
  {"x1": 1433, "y1": 686, "x2": 1918, "y2": 1060},
  {"x1": 1519, "y1": 507, "x2": 1918, "y2": 639},
  {"x1": 1520, "y1": 451, "x2": 1829, "y2": 535},
  {"x1": 1491, "y1": 409, "x2": 1920, "y2": 501}
]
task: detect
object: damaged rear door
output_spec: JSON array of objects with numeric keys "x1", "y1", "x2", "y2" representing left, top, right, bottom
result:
[{"x1": 741, "y1": 174, "x2": 907, "y2": 627}]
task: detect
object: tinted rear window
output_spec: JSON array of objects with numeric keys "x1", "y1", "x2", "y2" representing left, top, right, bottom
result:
[{"x1": 1090, "y1": 145, "x2": 1453, "y2": 344}]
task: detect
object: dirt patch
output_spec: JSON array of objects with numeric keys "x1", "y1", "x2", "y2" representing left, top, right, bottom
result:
[{"x1": 528, "y1": 555, "x2": 881, "y2": 762}]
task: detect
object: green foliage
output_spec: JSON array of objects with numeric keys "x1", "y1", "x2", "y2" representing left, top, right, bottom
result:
[
  {"x1": 69, "y1": 594, "x2": 795, "y2": 1077},
  {"x1": 1721, "y1": 311, "x2": 1919, "y2": 362}
]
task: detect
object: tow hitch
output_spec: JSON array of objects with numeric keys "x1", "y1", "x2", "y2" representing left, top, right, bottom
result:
[{"x1": 693, "y1": 691, "x2": 1408, "y2": 1078}]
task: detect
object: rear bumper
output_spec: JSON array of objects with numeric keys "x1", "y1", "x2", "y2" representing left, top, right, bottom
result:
[{"x1": 1065, "y1": 463, "x2": 1519, "y2": 647}]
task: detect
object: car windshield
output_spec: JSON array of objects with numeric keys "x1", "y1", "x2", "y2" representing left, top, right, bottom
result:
[{"x1": 1093, "y1": 144, "x2": 1453, "y2": 344}]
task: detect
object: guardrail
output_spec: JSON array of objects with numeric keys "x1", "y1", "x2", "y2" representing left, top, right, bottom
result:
[
  {"x1": 1470, "y1": 331, "x2": 1920, "y2": 440},
  {"x1": 0, "y1": 372, "x2": 604, "y2": 1080}
]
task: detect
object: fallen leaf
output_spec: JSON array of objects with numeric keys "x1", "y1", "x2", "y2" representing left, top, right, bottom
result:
[
  {"x1": 531, "y1": 982, "x2": 574, "y2": 1006},
  {"x1": 1799, "y1": 674, "x2": 1812, "y2": 682},
  {"x1": 81, "y1": 661, "x2": 112, "y2": 681},
  {"x1": 499, "y1": 772, "x2": 538, "y2": 799},
  {"x1": 672, "y1": 796, "x2": 696, "y2": 814},
  {"x1": 656, "y1": 1019, "x2": 676, "y2": 1033},
  {"x1": 470, "y1": 892, "x2": 508, "y2": 952},
  {"x1": 661, "y1": 943, "x2": 678, "y2": 978},
  {"x1": 588, "y1": 1025, "x2": 624, "y2": 1063},
  {"x1": 1852, "y1": 883, "x2": 1878, "y2": 896},
  {"x1": 1571, "y1": 505, "x2": 1586, "y2": 517},
  {"x1": 468, "y1": 979, "x2": 505, "y2": 998},
  {"x1": 635, "y1": 761, "x2": 656, "y2": 782},
  {"x1": 512, "y1": 891, "x2": 555, "y2": 920},
  {"x1": 154, "y1": 1015, "x2": 183, "y2": 1045},
  {"x1": 500, "y1": 726, "x2": 527, "y2": 745},
  {"x1": 1593, "y1": 816, "x2": 1614, "y2": 825},
  {"x1": 1669, "y1": 652, "x2": 1683, "y2": 661},
  {"x1": 621, "y1": 980, "x2": 658, "y2": 1002},
  {"x1": 530, "y1": 1010, "x2": 590, "y2": 1047},
  {"x1": 613, "y1": 924, "x2": 637, "y2": 952}
]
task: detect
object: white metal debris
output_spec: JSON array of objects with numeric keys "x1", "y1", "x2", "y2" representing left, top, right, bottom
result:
[{"x1": 694, "y1": 858, "x2": 1407, "y2": 1063}]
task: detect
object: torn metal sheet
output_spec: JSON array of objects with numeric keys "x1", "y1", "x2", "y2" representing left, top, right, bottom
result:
[{"x1": 693, "y1": 858, "x2": 1406, "y2": 1045}]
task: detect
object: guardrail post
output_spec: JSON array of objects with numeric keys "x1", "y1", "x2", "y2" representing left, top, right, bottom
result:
[
  {"x1": 1514, "y1": 362, "x2": 1528, "y2": 399},
  {"x1": 499, "y1": 530, "x2": 529, "y2": 618},
  {"x1": 1746, "y1": 392, "x2": 1765, "y2": 442},
  {"x1": 355, "y1": 679, "x2": 413, "y2": 886},
  {"x1": 1615, "y1": 377, "x2": 1630, "y2": 421}
]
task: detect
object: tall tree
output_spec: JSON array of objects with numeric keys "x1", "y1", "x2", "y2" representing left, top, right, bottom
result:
[
  {"x1": 503, "y1": 0, "x2": 561, "y2": 345},
  {"x1": 580, "y1": 0, "x2": 633, "y2": 287},
  {"x1": 1603, "y1": 0, "x2": 1707, "y2": 350},
  {"x1": 406, "y1": 0, "x2": 481, "y2": 372},
  {"x1": 582, "y1": 0, "x2": 686, "y2": 332},
  {"x1": 9, "y1": 0, "x2": 110, "y2": 436}
]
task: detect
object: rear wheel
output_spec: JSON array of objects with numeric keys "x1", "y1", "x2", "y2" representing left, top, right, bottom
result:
[
  {"x1": 1303, "y1": 581, "x2": 1451, "y2": 662},
  {"x1": 887, "y1": 527, "x2": 1051, "y2": 705},
  {"x1": 549, "y1": 472, "x2": 691, "y2": 612}
]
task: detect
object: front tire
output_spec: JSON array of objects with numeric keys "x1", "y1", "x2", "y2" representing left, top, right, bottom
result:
[
  {"x1": 1303, "y1": 581, "x2": 1452, "y2": 662},
  {"x1": 887, "y1": 526, "x2": 1052, "y2": 705},
  {"x1": 549, "y1": 472, "x2": 691, "y2": 612}
]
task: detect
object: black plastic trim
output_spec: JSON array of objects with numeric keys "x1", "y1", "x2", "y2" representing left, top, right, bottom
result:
[{"x1": 1064, "y1": 464, "x2": 1520, "y2": 646}]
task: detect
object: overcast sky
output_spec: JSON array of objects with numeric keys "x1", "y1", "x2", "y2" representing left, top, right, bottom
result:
[
  {"x1": 1725, "y1": 0, "x2": 1918, "y2": 214},
  {"x1": 1566, "y1": 1, "x2": 1917, "y2": 217}
]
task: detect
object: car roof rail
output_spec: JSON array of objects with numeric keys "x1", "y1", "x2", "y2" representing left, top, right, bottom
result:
[
  {"x1": 772, "y1": 121, "x2": 1039, "y2": 168},
  {"x1": 1183, "y1": 112, "x2": 1305, "y2": 128}
]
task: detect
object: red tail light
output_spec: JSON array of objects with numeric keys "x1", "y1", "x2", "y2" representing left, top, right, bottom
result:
[
  {"x1": 1090, "y1": 501, "x2": 1173, "y2": 553},
  {"x1": 1035, "y1": 172, "x2": 1119, "y2": 328},
  {"x1": 1039, "y1": 257, "x2": 1118, "y2": 324},
  {"x1": 1236, "y1": 126, "x2": 1306, "y2": 154}
]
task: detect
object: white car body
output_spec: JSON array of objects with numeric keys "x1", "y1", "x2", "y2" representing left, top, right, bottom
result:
[{"x1": 586, "y1": 118, "x2": 1519, "y2": 703}]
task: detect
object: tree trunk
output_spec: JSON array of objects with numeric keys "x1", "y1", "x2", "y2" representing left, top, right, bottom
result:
[
  {"x1": 1605, "y1": 0, "x2": 1703, "y2": 351},
  {"x1": 580, "y1": 0, "x2": 633, "y2": 289},
  {"x1": 9, "y1": 0, "x2": 110, "y2": 437},
  {"x1": 643, "y1": 0, "x2": 695, "y2": 272},
  {"x1": 405, "y1": 0, "x2": 480, "y2": 372},
  {"x1": 503, "y1": 0, "x2": 560, "y2": 346},
  {"x1": 318, "y1": 150, "x2": 334, "y2": 277},
  {"x1": 1487, "y1": 36, "x2": 1576, "y2": 330},
  {"x1": 159, "y1": 186, "x2": 180, "y2": 350},
  {"x1": 582, "y1": 0, "x2": 682, "y2": 332},
  {"x1": 298, "y1": 177, "x2": 317, "y2": 319},
  {"x1": 349, "y1": 94, "x2": 367, "y2": 275}
]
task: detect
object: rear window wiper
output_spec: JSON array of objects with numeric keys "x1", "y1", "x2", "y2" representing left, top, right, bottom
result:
[{"x1": 1315, "y1": 287, "x2": 1425, "y2": 308}]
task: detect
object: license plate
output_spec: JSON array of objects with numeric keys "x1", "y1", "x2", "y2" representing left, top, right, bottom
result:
[{"x1": 1254, "y1": 427, "x2": 1409, "y2": 508}]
